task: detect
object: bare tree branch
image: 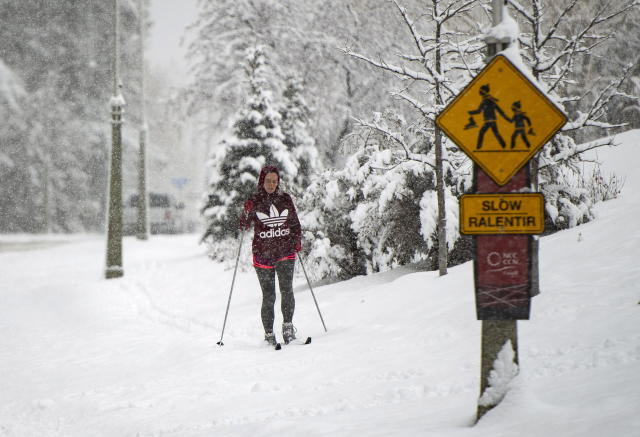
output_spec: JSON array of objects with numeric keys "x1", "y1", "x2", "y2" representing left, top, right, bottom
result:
[
  {"x1": 537, "y1": 0, "x2": 580, "y2": 48},
  {"x1": 508, "y1": 0, "x2": 534, "y2": 23},
  {"x1": 340, "y1": 48, "x2": 435, "y2": 84},
  {"x1": 353, "y1": 116, "x2": 437, "y2": 170},
  {"x1": 562, "y1": 63, "x2": 636, "y2": 132},
  {"x1": 538, "y1": 137, "x2": 617, "y2": 171},
  {"x1": 534, "y1": 0, "x2": 637, "y2": 77},
  {"x1": 389, "y1": 90, "x2": 436, "y2": 121},
  {"x1": 392, "y1": 0, "x2": 427, "y2": 58},
  {"x1": 438, "y1": 0, "x2": 478, "y2": 25}
]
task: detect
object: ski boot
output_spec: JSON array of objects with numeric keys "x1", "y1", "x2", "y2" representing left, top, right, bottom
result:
[
  {"x1": 264, "y1": 332, "x2": 277, "y2": 346},
  {"x1": 282, "y1": 322, "x2": 297, "y2": 344}
]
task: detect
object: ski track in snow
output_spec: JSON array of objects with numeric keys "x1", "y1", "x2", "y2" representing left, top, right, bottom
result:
[
  {"x1": 120, "y1": 261, "x2": 218, "y2": 334},
  {"x1": 2, "y1": 131, "x2": 640, "y2": 436}
]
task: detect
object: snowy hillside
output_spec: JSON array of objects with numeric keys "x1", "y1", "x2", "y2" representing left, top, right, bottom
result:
[{"x1": 1, "y1": 131, "x2": 639, "y2": 436}]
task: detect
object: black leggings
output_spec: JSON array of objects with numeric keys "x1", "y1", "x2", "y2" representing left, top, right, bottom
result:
[{"x1": 255, "y1": 259, "x2": 295, "y2": 333}]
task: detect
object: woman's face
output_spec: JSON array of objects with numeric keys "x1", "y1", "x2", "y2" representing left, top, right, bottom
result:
[{"x1": 264, "y1": 172, "x2": 278, "y2": 194}]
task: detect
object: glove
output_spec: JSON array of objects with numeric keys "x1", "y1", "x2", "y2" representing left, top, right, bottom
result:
[
  {"x1": 239, "y1": 200, "x2": 254, "y2": 230},
  {"x1": 294, "y1": 239, "x2": 302, "y2": 252}
]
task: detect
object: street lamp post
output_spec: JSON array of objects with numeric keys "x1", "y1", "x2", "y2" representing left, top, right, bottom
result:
[
  {"x1": 105, "y1": 0, "x2": 125, "y2": 279},
  {"x1": 136, "y1": 0, "x2": 149, "y2": 240}
]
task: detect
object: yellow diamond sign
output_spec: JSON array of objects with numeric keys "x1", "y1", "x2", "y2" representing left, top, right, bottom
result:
[{"x1": 436, "y1": 55, "x2": 567, "y2": 185}]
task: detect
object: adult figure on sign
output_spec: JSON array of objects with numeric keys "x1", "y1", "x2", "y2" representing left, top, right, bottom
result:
[{"x1": 466, "y1": 84, "x2": 509, "y2": 150}]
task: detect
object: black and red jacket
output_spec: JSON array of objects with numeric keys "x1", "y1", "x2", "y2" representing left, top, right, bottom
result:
[{"x1": 241, "y1": 166, "x2": 301, "y2": 268}]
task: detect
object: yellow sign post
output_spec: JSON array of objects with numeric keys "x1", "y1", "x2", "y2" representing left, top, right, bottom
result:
[
  {"x1": 460, "y1": 193, "x2": 544, "y2": 235},
  {"x1": 436, "y1": 55, "x2": 567, "y2": 185}
]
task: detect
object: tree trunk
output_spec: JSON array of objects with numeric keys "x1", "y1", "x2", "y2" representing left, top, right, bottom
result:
[
  {"x1": 434, "y1": 127, "x2": 448, "y2": 276},
  {"x1": 433, "y1": 1, "x2": 448, "y2": 276},
  {"x1": 529, "y1": 0, "x2": 542, "y2": 298}
]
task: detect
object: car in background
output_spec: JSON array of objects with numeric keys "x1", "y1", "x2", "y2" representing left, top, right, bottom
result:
[{"x1": 123, "y1": 192, "x2": 185, "y2": 235}]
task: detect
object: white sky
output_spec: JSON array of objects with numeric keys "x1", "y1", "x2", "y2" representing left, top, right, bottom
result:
[{"x1": 147, "y1": 0, "x2": 198, "y2": 85}]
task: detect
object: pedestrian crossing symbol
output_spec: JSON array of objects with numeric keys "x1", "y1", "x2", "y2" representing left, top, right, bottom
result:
[{"x1": 436, "y1": 55, "x2": 567, "y2": 185}]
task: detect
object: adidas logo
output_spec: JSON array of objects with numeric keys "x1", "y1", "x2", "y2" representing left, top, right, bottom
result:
[
  {"x1": 259, "y1": 228, "x2": 291, "y2": 238},
  {"x1": 257, "y1": 205, "x2": 288, "y2": 228}
]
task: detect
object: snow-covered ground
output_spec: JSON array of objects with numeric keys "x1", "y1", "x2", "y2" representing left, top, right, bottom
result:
[{"x1": 1, "y1": 131, "x2": 639, "y2": 436}]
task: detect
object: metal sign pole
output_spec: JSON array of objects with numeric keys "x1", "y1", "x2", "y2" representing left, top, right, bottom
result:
[
  {"x1": 475, "y1": 168, "x2": 527, "y2": 421},
  {"x1": 476, "y1": 0, "x2": 519, "y2": 421},
  {"x1": 434, "y1": 0, "x2": 566, "y2": 422}
]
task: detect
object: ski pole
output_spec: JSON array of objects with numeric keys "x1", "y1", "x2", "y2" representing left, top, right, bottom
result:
[
  {"x1": 217, "y1": 231, "x2": 245, "y2": 346},
  {"x1": 298, "y1": 253, "x2": 328, "y2": 332}
]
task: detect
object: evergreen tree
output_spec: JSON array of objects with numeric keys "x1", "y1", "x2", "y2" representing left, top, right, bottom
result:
[
  {"x1": 299, "y1": 169, "x2": 367, "y2": 280},
  {"x1": 279, "y1": 75, "x2": 319, "y2": 194},
  {"x1": 201, "y1": 46, "x2": 297, "y2": 243},
  {"x1": 0, "y1": 0, "x2": 146, "y2": 233},
  {"x1": 185, "y1": 0, "x2": 419, "y2": 166}
]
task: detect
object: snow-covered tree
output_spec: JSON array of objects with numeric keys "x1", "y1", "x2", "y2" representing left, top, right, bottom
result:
[
  {"x1": 0, "y1": 1, "x2": 146, "y2": 233},
  {"x1": 0, "y1": 59, "x2": 29, "y2": 232},
  {"x1": 300, "y1": 109, "x2": 472, "y2": 278},
  {"x1": 201, "y1": 46, "x2": 298, "y2": 243},
  {"x1": 553, "y1": 0, "x2": 640, "y2": 136},
  {"x1": 186, "y1": 0, "x2": 284, "y2": 123},
  {"x1": 509, "y1": 0, "x2": 639, "y2": 230},
  {"x1": 341, "y1": 0, "x2": 487, "y2": 275},
  {"x1": 603, "y1": 5, "x2": 640, "y2": 131},
  {"x1": 185, "y1": 0, "x2": 418, "y2": 166},
  {"x1": 279, "y1": 75, "x2": 320, "y2": 194},
  {"x1": 299, "y1": 170, "x2": 367, "y2": 281}
]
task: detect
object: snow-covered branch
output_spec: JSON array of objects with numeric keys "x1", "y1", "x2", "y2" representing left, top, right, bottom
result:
[
  {"x1": 533, "y1": 0, "x2": 637, "y2": 77},
  {"x1": 563, "y1": 63, "x2": 636, "y2": 132},
  {"x1": 392, "y1": 0, "x2": 428, "y2": 59},
  {"x1": 341, "y1": 48, "x2": 435, "y2": 84},
  {"x1": 538, "y1": 136, "x2": 617, "y2": 171},
  {"x1": 537, "y1": 0, "x2": 580, "y2": 49},
  {"x1": 508, "y1": 0, "x2": 534, "y2": 24},
  {"x1": 352, "y1": 117, "x2": 436, "y2": 170},
  {"x1": 389, "y1": 0, "x2": 471, "y2": 100},
  {"x1": 390, "y1": 91, "x2": 436, "y2": 121},
  {"x1": 438, "y1": 0, "x2": 478, "y2": 25}
]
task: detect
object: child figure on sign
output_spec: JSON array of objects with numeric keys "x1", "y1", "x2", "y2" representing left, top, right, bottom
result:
[{"x1": 509, "y1": 101, "x2": 533, "y2": 149}]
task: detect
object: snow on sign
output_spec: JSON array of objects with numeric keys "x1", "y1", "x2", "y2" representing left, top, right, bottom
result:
[
  {"x1": 460, "y1": 193, "x2": 544, "y2": 235},
  {"x1": 436, "y1": 55, "x2": 567, "y2": 186}
]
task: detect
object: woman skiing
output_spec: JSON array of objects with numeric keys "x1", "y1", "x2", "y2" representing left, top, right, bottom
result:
[{"x1": 239, "y1": 165, "x2": 302, "y2": 345}]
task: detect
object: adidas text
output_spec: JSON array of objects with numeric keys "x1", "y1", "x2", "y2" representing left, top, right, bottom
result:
[{"x1": 259, "y1": 228, "x2": 290, "y2": 239}]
